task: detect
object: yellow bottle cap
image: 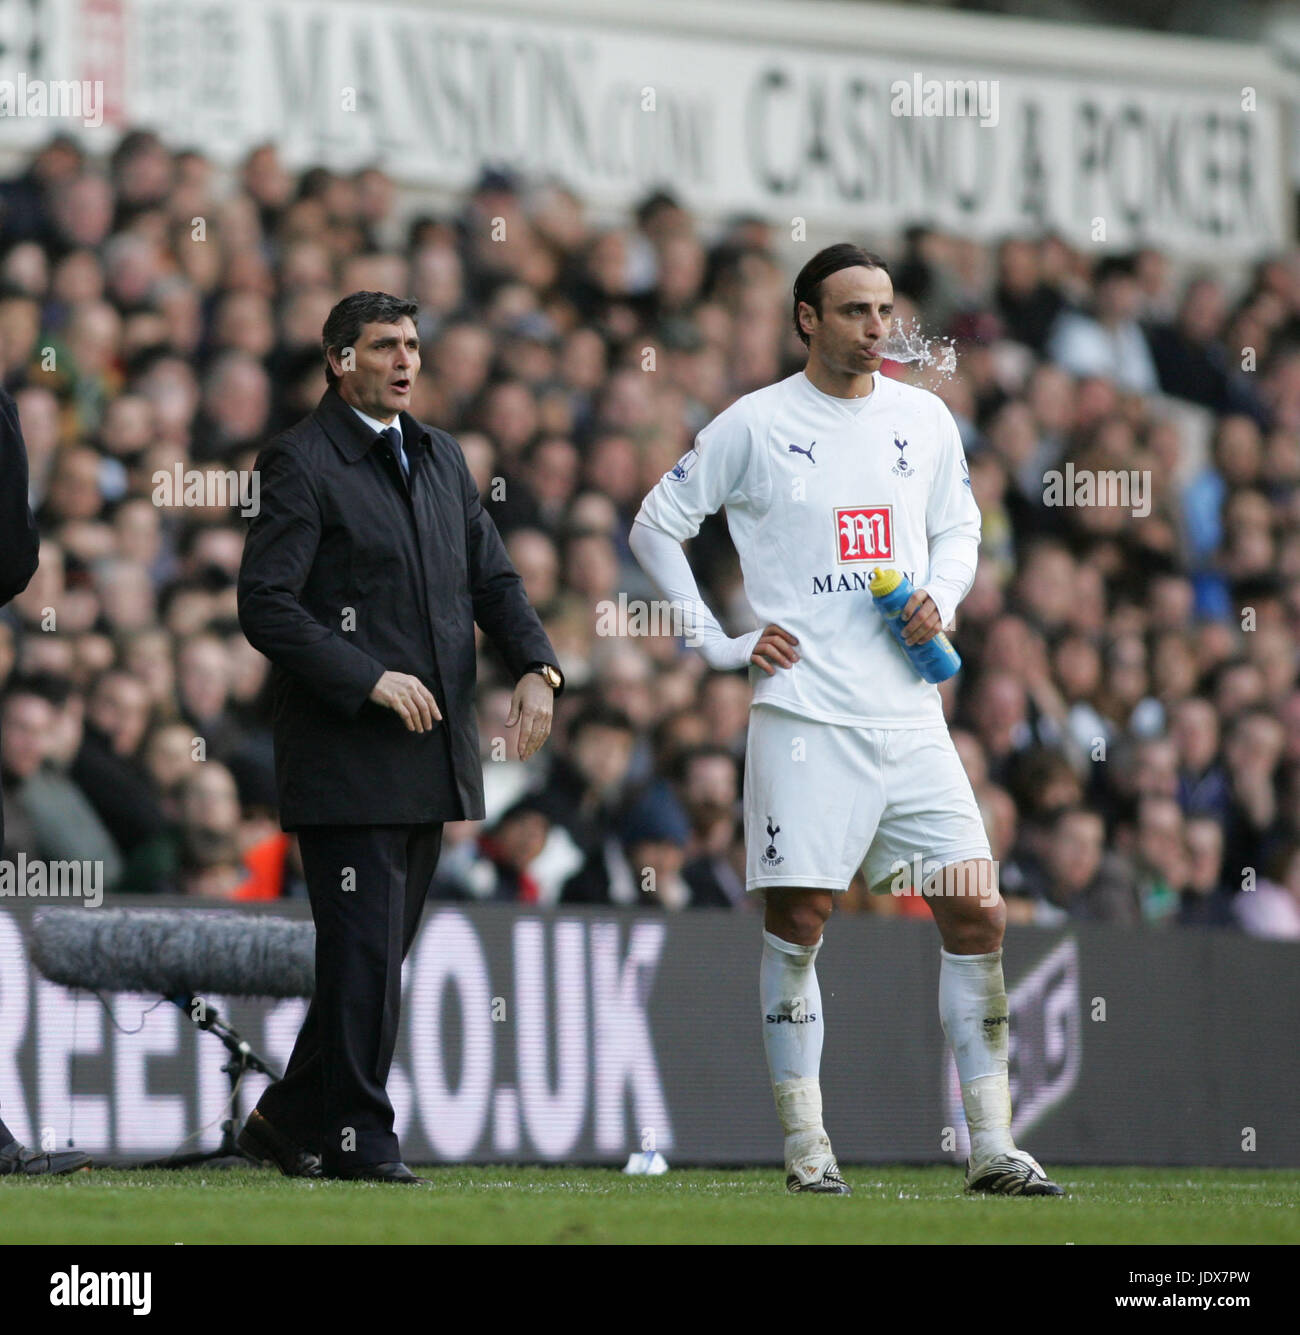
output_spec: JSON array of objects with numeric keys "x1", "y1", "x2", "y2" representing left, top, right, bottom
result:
[{"x1": 868, "y1": 568, "x2": 903, "y2": 596}]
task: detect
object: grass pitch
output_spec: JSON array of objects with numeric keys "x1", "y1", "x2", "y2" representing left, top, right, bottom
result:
[{"x1": 2, "y1": 1165, "x2": 1296, "y2": 1244}]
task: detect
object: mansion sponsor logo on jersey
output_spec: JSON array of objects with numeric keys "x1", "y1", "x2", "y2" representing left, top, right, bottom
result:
[
  {"x1": 834, "y1": 505, "x2": 893, "y2": 564},
  {"x1": 50, "y1": 1267, "x2": 151, "y2": 1316},
  {"x1": 817, "y1": 512, "x2": 915, "y2": 595},
  {"x1": 813, "y1": 568, "x2": 917, "y2": 595},
  {"x1": 1042, "y1": 463, "x2": 1151, "y2": 517}
]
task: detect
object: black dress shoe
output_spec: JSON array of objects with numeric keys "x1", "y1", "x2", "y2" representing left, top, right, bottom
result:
[
  {"x1": 325, "y1": 1161, "x2": 430, "y2": 1185},
  {"x1": 0, "y1": 1139, "x2": 92, "y2": 1176},
  {"x1": 236, "y1": 1109, "x2": 323, "y2": 1178}
]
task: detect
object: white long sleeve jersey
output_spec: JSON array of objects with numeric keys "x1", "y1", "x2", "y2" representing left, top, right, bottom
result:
[{"x1": 634, "y1": 370, "x2": 982, "y2": 728}]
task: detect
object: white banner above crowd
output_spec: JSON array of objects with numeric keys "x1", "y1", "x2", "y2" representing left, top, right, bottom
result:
[{"x1": 0, "y1": 0, "x2": 1291, "y2": 257}]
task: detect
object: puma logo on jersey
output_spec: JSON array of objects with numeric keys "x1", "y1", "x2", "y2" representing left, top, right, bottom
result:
[{"x1": 788, "y1": 441, "x2": 816, "y2": 464}]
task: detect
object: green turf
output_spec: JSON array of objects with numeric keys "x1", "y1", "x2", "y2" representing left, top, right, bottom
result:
[{"x1": 2, "y1": 1165, "x2": 1297, "y2": 1244}]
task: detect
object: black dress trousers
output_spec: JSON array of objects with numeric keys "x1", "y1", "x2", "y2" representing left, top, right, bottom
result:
[{"x1": 257, "y1": 821, "x2": 444, "y2": 1170}]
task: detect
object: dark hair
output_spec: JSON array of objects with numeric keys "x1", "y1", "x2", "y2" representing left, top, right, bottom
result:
[
  {"x1": 1007, "y1": 745, "x2": 1081, "y2": 819},
  {"x1": 1050, "y1": 804, "x2": 1102, "y2": 833},
  {"x1": 560, "y1": 526, "x2": 614, "y2": 563},
  {"x1": 494, "y1": 793, "x2": 553, "y2": 830},
  {"x1": 321, "y1": 291, "x2": 419, "y2": 386},
  {"x1": 110, "y1": 128, "x2": 164, "y2": 174},
  {"x1": 681, "y1": 742, "x2": 740, "y2": 772},
  {"x1": 1093, "y1": 253, "x2": 1138, "y2": 285},
  {"x1": 792, "y1": 243, "x2": 890, "y2": 347},
  {"x1": 568, "y1": 703, "x2": 634, "y2": 742},
  {"x1": 677, "y1": 743, "x2": 741, "y2": 788},
  {"x1": 635, "y1": 188, "x2": 681, "y2": 228},
  {"x1": 4, "y1": 672, "x2": 73, "y2": 708}
]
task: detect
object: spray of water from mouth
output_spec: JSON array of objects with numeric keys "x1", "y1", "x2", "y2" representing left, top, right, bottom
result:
[{"x1": 879, "y1": 319, "x2": 958, "y2": 378}]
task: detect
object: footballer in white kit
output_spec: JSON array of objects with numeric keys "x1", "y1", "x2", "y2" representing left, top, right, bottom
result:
[{"x1": 629, "y1": 244, "x2": 1062, "y2": 1197}]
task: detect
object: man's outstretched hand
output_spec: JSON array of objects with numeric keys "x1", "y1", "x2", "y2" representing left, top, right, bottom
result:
[
  {"x1": 506, "y1": 673, "x2": 554, "y2": 761},
  {"x1": 370, "y1": 671, "x2": 443, "y2": 732}
]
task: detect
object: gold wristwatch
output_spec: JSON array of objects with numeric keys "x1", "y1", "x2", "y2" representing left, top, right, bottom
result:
[{"x1": 526, "y1": 663, "x2": 562, "y2": 690}]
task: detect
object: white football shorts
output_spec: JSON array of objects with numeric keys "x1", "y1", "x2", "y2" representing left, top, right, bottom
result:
[{"x1": 743, "y1": 704, "x2": 992, "y2": 893}]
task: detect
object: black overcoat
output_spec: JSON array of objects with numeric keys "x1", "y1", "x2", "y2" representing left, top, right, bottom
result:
[
  {"x1": 237, "y1": 385, "x2": 560, "y2": 829},
  {"x1": 0, "y1": 386, "x2": 41, "y2": 851}
]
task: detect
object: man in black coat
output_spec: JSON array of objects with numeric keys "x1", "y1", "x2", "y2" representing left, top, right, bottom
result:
[
  {"x1": 236, "y1": 291, "x2": 563, "y2": 1183},
  {"x1": 0, "y1": 385, "x2": 92, "y2": 1176}
]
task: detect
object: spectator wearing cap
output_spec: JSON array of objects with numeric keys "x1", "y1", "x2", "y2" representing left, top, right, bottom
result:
[
  {"x1": 437, "y1": 796, "x2": 552, "y2": 903},
  {"x1": 622, "y1": 789, "x2": 691, "y2": 911}
]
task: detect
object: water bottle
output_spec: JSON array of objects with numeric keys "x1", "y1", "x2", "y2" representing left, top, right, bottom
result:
[{"x1": 868, "y1": 568, "x2": 962, "y2": 684}]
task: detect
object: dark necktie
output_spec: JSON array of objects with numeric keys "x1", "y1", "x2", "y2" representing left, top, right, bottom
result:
[{"x1": 382, "y1": 424, "x2": 409, "y2": 480}]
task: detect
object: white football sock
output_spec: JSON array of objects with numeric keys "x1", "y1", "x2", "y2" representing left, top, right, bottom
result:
[
  {"x1": 761, "y1": 930, "x2": 831, "y2": 1170},
  {"x1": 939, "y1": 947, "x2": 1015, "y2": 1164}
]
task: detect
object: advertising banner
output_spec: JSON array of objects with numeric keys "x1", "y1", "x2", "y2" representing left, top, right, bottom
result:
[
  {"x1": 1, "y1": 897, "x2": 1295, "y2": 1167},
  {"x1": 0, "y1": 0, "x2": 1289, "y2": 256}
]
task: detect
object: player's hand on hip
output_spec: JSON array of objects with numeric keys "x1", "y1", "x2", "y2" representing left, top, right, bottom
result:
[
  {"x1": 901, "y1": 590, "x2": 942, "y2": 645},
  {"x1": 750, "y1": 624, "x2": 800, "y2": 675},
  {"x1": 370, "y1": 671, "x2": 442, "y2": 732},
  {"x1": 506, "y1": 673, "x2": 554, "y2": 761}
]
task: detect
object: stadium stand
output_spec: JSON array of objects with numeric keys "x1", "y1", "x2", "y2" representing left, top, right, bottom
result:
[{"x1": 2, "y1": 130, "x2": 1298, "y2": 938}]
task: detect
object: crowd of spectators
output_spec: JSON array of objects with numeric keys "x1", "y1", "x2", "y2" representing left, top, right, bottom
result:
[{"x1": 1, "y1": 130, "x2": 1299, "y2": 938}]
